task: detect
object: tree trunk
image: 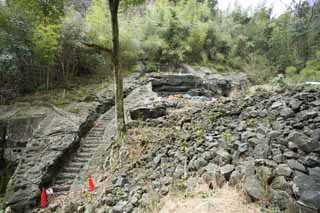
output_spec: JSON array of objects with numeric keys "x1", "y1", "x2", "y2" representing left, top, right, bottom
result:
[
  {"x1": 46, "y1": 67, "x2": 50, "y2": 90},
  {"x1": 109, "y1": 0, "x2": 126, "y2": 138}
]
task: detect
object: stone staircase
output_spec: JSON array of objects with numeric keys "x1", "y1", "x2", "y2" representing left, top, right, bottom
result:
[{"x1": 52, "y1": 120, "x2": 107, "y2": 195}]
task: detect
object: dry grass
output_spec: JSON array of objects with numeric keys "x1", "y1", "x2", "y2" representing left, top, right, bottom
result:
[{"x1": 158, "y1": 183, "x2": 260, "y2": 213}]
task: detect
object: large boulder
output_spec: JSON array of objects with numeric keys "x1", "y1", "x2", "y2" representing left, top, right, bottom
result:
[
  {"x1": 1, "y1": 103, "x2": 82, "y2": 212},
  {"x1": 244, "y1": 175, "x2": 265, "y2": 201},
  {"x1": 293, "y1": 173, "x2": 320, "y2": 210},
  {"x1": 130, "y1": 103, "x2": 168, "y2": 121},
  {"x1": 287, "y1": 131, "x2": 319, "y2": 153}
]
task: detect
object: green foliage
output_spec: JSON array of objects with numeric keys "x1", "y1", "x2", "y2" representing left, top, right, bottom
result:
[
  {"x1": 285, "y1": 51, "x2": 320, "y2": 82},
  {"x1": 285, "y1": 66, "x2": 298, "y2": 79},
  {"x1": 32, "y1": 24, "x2": 61, "y2": 64},
  {"x1": 142, "y1": 0, "x2": 212, "y2": 64},
  {"x1": 272, "y1": 74, "x2": 287, "y2": 89},
  {"x1": 85, "y1": 0, "x2": 111, "y2": 47},
  {"x1": 1, "y1": 0, "x2": 320, "y2": 101}
]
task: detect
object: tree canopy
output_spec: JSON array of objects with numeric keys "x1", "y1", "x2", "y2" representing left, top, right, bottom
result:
[{"x1": 0, "y1": 0, "x2": 320, "y2": 103}]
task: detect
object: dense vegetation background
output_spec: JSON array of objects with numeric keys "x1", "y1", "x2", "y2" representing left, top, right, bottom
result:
[{"x1": 0, "y1": 0, "x2": 319, "y2": 103}]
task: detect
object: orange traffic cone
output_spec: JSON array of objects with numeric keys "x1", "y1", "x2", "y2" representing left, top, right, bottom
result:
[
  {"x1": 39, "y1": 187, "x2": 48, "y2": 208},
  {"x1": 88, "y1": 175, "x2": 95, "y2": 191}
]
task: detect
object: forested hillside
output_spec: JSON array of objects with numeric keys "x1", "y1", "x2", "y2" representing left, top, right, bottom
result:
[{"x1": 0, "y1": 0, "x2": 319, "y2": 102}]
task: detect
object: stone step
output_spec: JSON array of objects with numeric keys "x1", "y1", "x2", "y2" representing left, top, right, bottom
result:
[
  {"x1": 89, "y1": 132, "x2": 104, "y2": 136},
  {"x1": 73, "y1": 157, "x2": 89, "y2": 163},
  {"x1": 86, "y1": 137, "x2": 103, "y2": 140},
  {"x1": 86, "y1": 137, "x2": 103, "y2": 141},
  {"x1": 92, "y1": 127, "x2": 105, "y2": 131},
  {"x1": 57, "y1": 172, "x2": 77, "y2": 180},
  {"x1": 53, "y1": 184, "x2": 71, "y2": 193},
  {"x1": 55, "y1": 179, "x2": 72, "y2": 185},
  {"x1": 91, "y1": 128, "x2": 105, "y2": 132},
  {"x1": 85, "y1": 140, "x2": 103, "y2": 144},
  {"x1": 80, "y1": 146, "x2": 98, "y2": 151},
  {"x1": 77, "y1": 152, "x2": 92, "y2": 158},
  {"x1": 82, "y1": 143, "x2": 100, "y2": 148},
  {"x1": 87, "y1": 133, "x2": 104, "y2": 137},
  {"x1": 87, "y1": 130, "x2": 104, "y2": 135},
  {"x1": 68, "y1": 162, "x2": 84, "y2": 168},
  {"x1": 63, "y1": 167, "x2": 81, "y2": 173}
]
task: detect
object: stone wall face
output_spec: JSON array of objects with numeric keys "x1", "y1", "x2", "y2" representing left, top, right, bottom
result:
[
  {"x1": 3, "y1": 116, "x2": 44, "y2": 162},
  {"x1": 0, "y1": 104, "x2": 82, "y2": 212}
]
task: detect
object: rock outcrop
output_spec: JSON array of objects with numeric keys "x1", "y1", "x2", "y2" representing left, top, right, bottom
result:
[
  {"x1": 149, "y1": 65, "x2": 248, "y2": 97},
  {"x1": 0, "y1": 103, "x2": 82, "y2": 212}
]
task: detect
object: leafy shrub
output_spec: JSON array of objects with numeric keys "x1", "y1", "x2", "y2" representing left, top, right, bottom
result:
[
  {"x1": 286, "y1": 52, "x2": 320, "y2": 82},
  {"x1": 285, "y1": 66, "x2": 298, "y2": 78}
]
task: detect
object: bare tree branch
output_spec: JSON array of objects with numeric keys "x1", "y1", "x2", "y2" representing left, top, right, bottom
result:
[{"x1": 81, "y1": 42, "x2": 113, "y2": 55}]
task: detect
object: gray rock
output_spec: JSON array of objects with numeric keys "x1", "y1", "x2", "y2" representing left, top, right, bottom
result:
[
  {"x1": 309, "y1": 167, "x2": 320, "y2": 184},
  {"x1": 111, "y1": 201, "x2": 127, "y2": 213},
  {"x1": 288, "y1": 131, "x2": 316, "y2": 153},
  {"x1": 4, "y1": 207, "x2": 13, "y2": 213},
  {"x1": 242, "y1": 160, "x2": 256, "y2": 176},
  {"x1": 103, "y1": 195, "x2": 117, "y2": 206},
  {"x1": 271, "y1": 101, "x2": 283, "y2": 109},
  {"x1": 62, "y1": 202, "x2": 78, "y2": 213},
  {"x1": 84, "y1": 204, "x2": 96, "y2": 213},
  {"x1": 150, "y1": 71, "x2": 233, "y2": 97},
  {"x1": 270, "y1": 176, "x2": 293, "y2": 195},
  {"x1": 160, "y1": 176, "x2": 173, "y2": 186},
  {"x1": 205, "y1": 134, "x2": 214, "y2": 142},
  {"x1": 288, "y1": 142, "x2": 298, "y2": 150},
  {"x1": 174, "y1": 165, "x2": 185, "y2": 179},
  {"x1": 288, "y1": 99, "x2": 302, "y2": 111},
  {"x1": 253, "y1": 139, "x2": 270, "y2": 159},
  {"x1": 256, "y1": 166, "x2": 273, "y2": 184},
  {"x1": 275, "y1": 164, "x2": 293, "y2": 177},
  {"x1": 268, "y1": 130, "x2": 281, "y2": 142},
  {"x1": 204, "y1": 163, "x2": 219, "y2": 179},
  {"x1": 194, "y1": 157, "x2": 208, "y2": 170},
  {"x1": 130, "y1": 103, "x2": 167, "y2": 121},
  {"x1": 78, "y1": 205, "x2": 85, "y2": 212},
  {"x1": 215, "y1": 171, "x2": 226, "y2": 188},
  {"x1": 220, "y1": 164, "x2": 235, "y2": 181},
  {"x1": 280, "y1": 107, "x2": 294, "y2": 118},
  {"x1": 293, "y1": 174, "x2": 320, "y2": 210},
  {"x1": 273, "y1": 154, "x2": 284, "y2": 163},
  {"x1": 114, "y1": 177, "x2": 127, "y2": 187},
  {"x1": 270, "y1": 190, "x2": 290, "y2": 211},
  {"x1": 311, "y1": 129, "x2": 320, "y2": 152},
  {"x1": 283, "y1": 151, "x2": 298, "y2": 159},
  {"x1": 297, "y1": 110, "x2": 318, "y2": 121},
  {"x1": 238, "y1": 143, "x2": 249, "y2": 153},
  {"x1": 160, "y1": 186, "x2": 169, "y2": 195},
  {"x1": 153, "y1": 154, "x2": 162, "y2": 168},
  {"x1": 287, "y1": 200, "x2": 319, "y2": 213},
  {"x1": 216, "y1": 149, "x2": 231, "y2": 164},
  {"x1": 244, "y1": 175, "x2": 264, "y2": 201},
  {"x1": 229, "y1": 170, "x2": 243, "y2": 186},
  {"x1": 48, "y1": 204, "x2": 60, "y2": 212},
  {"x1": 288, "y1": 160, "x2": 308, "y2": 174},
  {"x1": 303, "y1": 154, "x2": 320, "y2": 168},
  {"x1": 202, "y1": 151, "x2": 214, "y2": 161}
]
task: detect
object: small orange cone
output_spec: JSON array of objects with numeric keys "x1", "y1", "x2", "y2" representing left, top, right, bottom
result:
[
  {"x1": 39, "y1": 187, "x2": 48, "y2": 208},
  {"x1": 88, "y1": 175, "x2": 95, "y2": 191}
]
